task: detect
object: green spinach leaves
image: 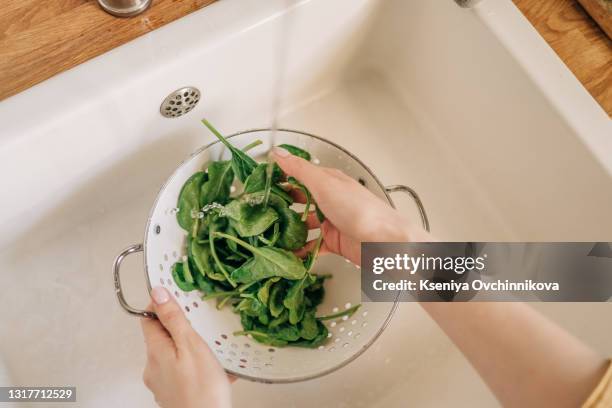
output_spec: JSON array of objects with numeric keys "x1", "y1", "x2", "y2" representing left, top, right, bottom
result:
[{"x1": 169, "y1": 119, "x2": 356, "y2": 348}]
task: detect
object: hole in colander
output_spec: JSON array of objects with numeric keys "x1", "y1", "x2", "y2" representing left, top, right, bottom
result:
[
  {"x1": 154, "y1": 224, "x2": 161, "y2": 234},
  {"x1": 174, "y1": 291, "x2": 179, "y2": 297},
  {"x1": 358, "y1": 178, "x2": 366, "y2": 186},
  {"x1": 164, "y1": 254, "x2": 168, "y2": 261},
  {"x1": 343, "y1": 343, "x2": 349, "y2": 348},
  {"x1": 268, "y1": 348, "x2": 275, "y2": 353},
  {"x1": 221, "y1": 334, "x2": 228, "y2": 340},
  {"x1": 239, "y1": 365, "x2": 246, "y2": 369},
  {"x1": 240, "y1": 359, "x2": 247, "y2": 363},
  {"x1": 166, "y1": 278, "x2": 172, "y2": 285},
  {"x1": 185, "y1": 306, "x2": 190, "y2": 312},
  {"x1": 215, "y1": 340, "x2": 221, "y2": 346},
  {"x1": 160, "y1": 278, "x2": 164, "y2": 285},
  {"x1": 159, "y1": 264, "x2": 163, "y2": 271},
  {"x1": 193, "y1": 302, "x2": 199, "y2": 308},
  {"x1": 229, "y1": 351, "x2": 237, "y2": 357}
]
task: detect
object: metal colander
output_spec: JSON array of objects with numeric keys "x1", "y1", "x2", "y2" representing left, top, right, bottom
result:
[{"x1": 113, "y1": 128, "x2": 429, "y2": 383}]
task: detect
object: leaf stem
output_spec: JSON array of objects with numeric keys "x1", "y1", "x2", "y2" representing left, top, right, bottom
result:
[
  {"x1": 202, "y1": 119, "x2": 233, "y2": 150},
  {"x1": 242, "y1": 140, "x2": 263, "y2": 152},
  {"x1": 209, "y1": 227, "x2": 237, "y2": 287},
  {"x1": 213, "y1": 231, "x2": 257, "y2": 253},
  {"x1": 201, "y1": 290, "x2": 239, "y2": 301},
  {"x1": 317, "y1": 304, "x2": 361, "y2": 321}
]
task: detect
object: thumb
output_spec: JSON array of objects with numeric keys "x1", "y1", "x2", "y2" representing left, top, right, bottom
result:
[{"x1": 150, "y1": 286, "x2": 192, "y2": 348}]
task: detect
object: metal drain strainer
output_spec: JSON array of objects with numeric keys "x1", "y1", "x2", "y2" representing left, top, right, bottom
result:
[
  {"x1": 160, "y1": 87, "x2": 201, "y2": 118},
  {"x1": 114, "y1": 129, "x2": 429, "y2": 383}
]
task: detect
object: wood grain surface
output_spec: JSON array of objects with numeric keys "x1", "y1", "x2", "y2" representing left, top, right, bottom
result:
[
  {"x1": 513, "y1": 0, "x2": 612, "y2": 116},
  {"x1": 0, "y1": 0, "x2": 216, "y2": 101},
  {"x1": 0, "y1": 0, "x2": 610, "y2": 118}
]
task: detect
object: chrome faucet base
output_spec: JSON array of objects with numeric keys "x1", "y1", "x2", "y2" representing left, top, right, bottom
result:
[{"x1": 97, "y1": 0, "x2": 152, "y2": 17}]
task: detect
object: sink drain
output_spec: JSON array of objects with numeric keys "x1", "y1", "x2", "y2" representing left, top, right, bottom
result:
[{"x1": 160, "y1": 87, "x2": 201, "y2": 118}]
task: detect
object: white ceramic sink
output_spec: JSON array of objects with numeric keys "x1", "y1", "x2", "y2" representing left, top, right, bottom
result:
[{"x1": 1, "y1": 0, "x2": 611, "y2": 406}]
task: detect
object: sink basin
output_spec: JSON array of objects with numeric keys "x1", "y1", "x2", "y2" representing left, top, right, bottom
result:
[{"x1": 1, "y1": 0, "x2": 611, "y2": 406}]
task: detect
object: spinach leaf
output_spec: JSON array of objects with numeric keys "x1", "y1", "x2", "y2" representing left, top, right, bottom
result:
[
  {"x1": 242, "y1": 192, "x2": 306, "y2": 250},
  {"x1": 200, "y1": 161, "x2": 234, "y2": 205},
  {"x1": 283, "y1": 274, "x2": 315, "y2": 324},
  {"x1": 213, "y1": 232, "x2": 306, "y2": 284},
  {"x1": 176, "y1": 172, "x2": 206, "y2": 231},
  {"x1": 275, "y1": 205, "x2": 307, "y2": 251},
  {"x1": 243, "y1": 163, "x2": 292, "y2": 203},
  {"x1": 293, "y1": 322, "x2": 328, "y2": 348},
  {"x1": 202, "y1": 119, "x2": 257, "y2": 182},
  {"x1": 278, "y1": 144, "x2": 311, "y2": 161},
  {"x1": 287, "y1": 176, "x2": 311, "y2": 222},
  {"x1": 257, "y1": 277, "x2": 280, "y2": 305},
  {"x1": 274, "y1": 324, "x2": 301, "y2": 341},
  {"x1": 299, "y1": 310, "x2": 319, "y2": 340},
  {"x1": 208, "y1": 214, "x2": 237, "y2": 287},
  {"x1": 190, "y1": 238, "x2": 226, "y2": 282},
  {"x1": 268, "y1": 281, "x2": 286, "y2": 318},
  {"x1": 268, "y1": 309, "x2": 289, "y2": 329},
  {"x1": 223, "y1": 197, "x2": 278, "y2": 237},
  {"x1": 194, "y1": 268, "x2": 216, "y2": 294},
  {"x1": 171, "y1": 262, "x2": 196, "y2": 292}
]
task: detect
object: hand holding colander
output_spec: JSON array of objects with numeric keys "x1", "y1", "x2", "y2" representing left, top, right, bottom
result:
[{"x1": 113, "y1": 129, "x2": 429, "y2": 383}]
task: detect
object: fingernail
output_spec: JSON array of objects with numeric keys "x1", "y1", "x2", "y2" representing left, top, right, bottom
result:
[
  {"x1": 272, "y1": 147, "x2": 290, "y2": 157},
  {"x1": 152, "y1": 286, "x2": 170, "y2": 305}
]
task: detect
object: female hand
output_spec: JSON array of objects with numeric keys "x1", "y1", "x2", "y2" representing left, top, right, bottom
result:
[
  {"x1": 271, "y1": 147, "x2": 433, "y2": 265},
  {"x1": 141, "y1": 286, "x2": 233, "y2": 408}
]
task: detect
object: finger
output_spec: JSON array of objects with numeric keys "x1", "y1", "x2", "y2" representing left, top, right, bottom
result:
[
  {"x1": 294, "y1": 238, "x2": 332, "y2": 259},
  {"x1": 270, "y1": 147, "x2": 322, "y2": 193},
  {"x1": 150, "y1": 286, "x2": 192, "y2": 349},
  {"x1": 305, "y1": 211, "x2": 321, "y2": 230},
  {"x1": 288, "y1": 186, "x2": 307, "y2": 204},
  {"x1": 141, "y1": 303, "x2": 175, "y2": 351}
]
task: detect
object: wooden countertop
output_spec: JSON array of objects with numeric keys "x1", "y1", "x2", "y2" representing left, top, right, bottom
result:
[
  {"x1": 513, "y1": 0, "x2": 612, "y2": 116},
  {"x1": 0, "y1": 0, "x2": 610, "y2": 117}
]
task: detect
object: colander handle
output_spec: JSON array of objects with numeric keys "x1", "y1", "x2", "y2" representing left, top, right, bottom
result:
[
  {"x1": 113, "y1": 244, "x2": 157, "y2": 319},
  {"x1": 385, "y1": 185, "x2": 430, "y2": 232}
]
